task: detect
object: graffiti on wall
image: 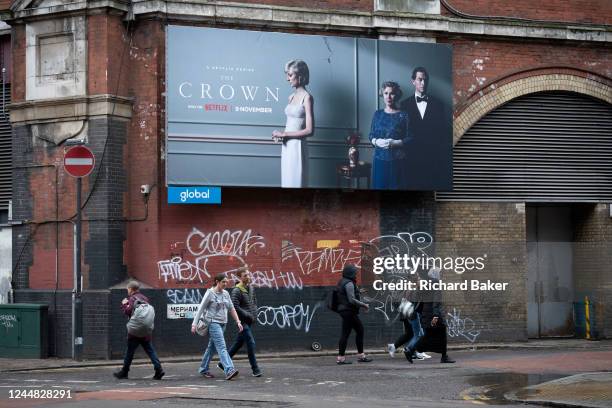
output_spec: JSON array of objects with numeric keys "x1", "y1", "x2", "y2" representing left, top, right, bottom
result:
[
  {"x1": 158, "y1": 228, "x2": 265, "y2": 284},
  {"x1": 257, "y1": 303, "x2": 320, "y2": 333},
  {"x1": 362, "y1": 232, "x2": 434, "y2": 321},
  {"x1": 446, "y1": 308, "x2": 481, "y2": 343},
  {"x1": 0, "y1": 313, "x2": 16, "y2": 328},
  {"x1": 158, "y1": 227, "x2": 481, "y2": 341}
]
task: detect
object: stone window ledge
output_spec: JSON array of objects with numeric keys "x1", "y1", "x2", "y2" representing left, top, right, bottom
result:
[{"x1": 9, "y1": 94, "x2": 133, "y2": 125}]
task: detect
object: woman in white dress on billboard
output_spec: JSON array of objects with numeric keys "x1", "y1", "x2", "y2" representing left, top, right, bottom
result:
[{"x1": 272, "y1": 60, "x2": 314, "y2": 188}]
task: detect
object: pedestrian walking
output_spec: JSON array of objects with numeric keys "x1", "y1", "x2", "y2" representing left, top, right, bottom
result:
[
  {"x1": 415, "y1": 268, "x2": 455, "y2": 363},
  {"x1": 217, "y1": 266, "x2": 262, "y2": 377},
  {"x1": 336, "y1": 264, "x2": 373, "y2": 364},
  {"x1": 388, "y1": 291, "x2": 424, "y2": 363},
  {"x1": 114, "y1": 280, "x2": 164, "y2": 380},
  {"x1": 191, "y1": 274, "x2": 243, "y2": 380}
]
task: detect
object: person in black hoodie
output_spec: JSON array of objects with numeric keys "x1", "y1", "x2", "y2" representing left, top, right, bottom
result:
[
  {"x1": 416, "y1": 267, "x2": 455, "y2": 363},
  {"x1": 336, "y1": 264, "x2": 372, "y2": 364},
  {"x1": 218, "y1": 266, "x2": 262, "y2": 377}
]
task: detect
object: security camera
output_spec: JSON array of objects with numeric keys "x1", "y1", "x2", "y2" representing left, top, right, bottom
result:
[{"x1": 140, "y1": 184, "x2": 151, "y2": 195}]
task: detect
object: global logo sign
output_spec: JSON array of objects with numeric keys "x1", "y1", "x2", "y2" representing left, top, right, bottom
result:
[{"x1": 168, "y1": 186, "x2": 222, "y2": 204}]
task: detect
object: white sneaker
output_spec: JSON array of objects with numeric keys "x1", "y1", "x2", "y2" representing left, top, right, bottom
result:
[
  {"x1": 416, "y1": 352, "x2": 431, "y2": 359},
  {"x1": 387, "y1": 343, "x2": 396, "y2": 358}
]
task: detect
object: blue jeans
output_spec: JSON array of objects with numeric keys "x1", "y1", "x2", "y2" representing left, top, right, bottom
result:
[
  {"x1": 122, "y1": 337, "x2": 162, "y2": 373},
  {"x1": 405, "y1": 313, "x2": 424, "y2": 353},
  {"x1": 199, "y1": 322, "x2": 234, "y2": 375},
  {"x1": 227, "y1": 324, "x2": 259, "y2": 373}
]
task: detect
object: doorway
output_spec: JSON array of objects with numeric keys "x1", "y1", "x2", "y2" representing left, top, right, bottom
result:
[{"x1": 527, "y1": 205, "x2": 574, "y2": 338}]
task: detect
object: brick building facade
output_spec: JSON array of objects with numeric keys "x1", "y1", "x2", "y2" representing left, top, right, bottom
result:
[{"x1": 1, "y1": 0, "x2": 611, "y2": 358}]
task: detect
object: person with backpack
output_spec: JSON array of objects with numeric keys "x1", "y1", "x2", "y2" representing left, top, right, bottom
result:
[
  {"x1": 113, "y1": 280, "x2": 164, "y2": 380},
  {"x1": 335, "y1": 264, "x2": 372, "y2": 364},
  {"x1": 191, "y1": 274, "x2": 243, "y2": 380}
]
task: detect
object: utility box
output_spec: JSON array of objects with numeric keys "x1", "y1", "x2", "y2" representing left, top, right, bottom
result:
[{"x1": 0, "y1": 304, "x2": 48, "y2": 358}]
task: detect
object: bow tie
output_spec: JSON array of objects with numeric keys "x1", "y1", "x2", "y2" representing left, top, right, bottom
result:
[{"x1": 416, "y1": 95, "x2": 428, "y2": 103}]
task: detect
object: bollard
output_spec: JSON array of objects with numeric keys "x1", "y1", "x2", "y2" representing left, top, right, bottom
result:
[{"x1": 585, "y1": 296, "x2": 591, "y2": 340}]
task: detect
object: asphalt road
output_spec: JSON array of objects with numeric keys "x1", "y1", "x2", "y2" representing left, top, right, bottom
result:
[{"x1": 1, "y1": 347, "x2": 611, "y2": 408}]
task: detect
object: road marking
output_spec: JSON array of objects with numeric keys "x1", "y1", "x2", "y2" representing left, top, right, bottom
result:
[
  {"x1": 112, "y1": 389, "x2": 192, "y2": 395},
  {"x1": 23, "y1": 379, "x2": 55, "y2": 382},
  {"x1": 460, "y1": 386, "x2": 488, "y2": 405},
  {"x1": 64, "y1": 380, "x2": 100, "y2": 383},
  {"x1": 177, "y1": 385, "x2": 218, "y2": 388}
]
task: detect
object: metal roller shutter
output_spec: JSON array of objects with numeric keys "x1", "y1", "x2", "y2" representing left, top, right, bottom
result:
[
  {"x1": 437, "y1": 91, "x2": 612, "y2": 202},
  {"x1": 0, "y1": 82, "x2": 10, "y2": 210}
]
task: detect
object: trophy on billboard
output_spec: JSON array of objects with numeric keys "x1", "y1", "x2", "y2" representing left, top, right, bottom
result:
[{"x1": 346, "y1": 130, "x2": 361, "y2": 168}]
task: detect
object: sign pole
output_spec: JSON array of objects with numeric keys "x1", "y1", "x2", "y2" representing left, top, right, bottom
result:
[
  {"x1": 64, "y1": 145, "x2": 94, "y2": 361},
  {"x1": 73, "y1": 177, "x2": 83, "y2": 361}
]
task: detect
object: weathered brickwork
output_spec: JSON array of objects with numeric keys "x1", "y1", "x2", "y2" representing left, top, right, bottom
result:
[
  {"x1": 440, "y1": 0, "x2": 612, "y2": 26},
  {"x1": 573, "y1": 204, "x2": 612, "y2": 339},
  {"x1": 436, "y1": 202, "x2": 528, "y2": 342},
  {"x1": 5, "y1": 2, "x2": 612, "y2": 357},
  {"x1": 453, "y1": 74, "x2": 612, "y2": 145},
  {"x1": 253, "y1": 0, "x2": 371, "y2": 12},
  {"x1": 11, "y1": 124, "x2": 34, "y2": 289}
]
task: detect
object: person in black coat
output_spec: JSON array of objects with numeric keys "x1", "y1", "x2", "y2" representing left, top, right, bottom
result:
[
  {"x1": 415, "y1": 268, "x2": 455, "y2": 363},
  {"x1": 336, "y1": 264, "x2": 373, "y2": 364}
]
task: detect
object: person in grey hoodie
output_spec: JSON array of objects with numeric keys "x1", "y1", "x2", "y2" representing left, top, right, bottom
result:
[{"x1": 336, "y1": 264, "x2": 373, "y2": 364}]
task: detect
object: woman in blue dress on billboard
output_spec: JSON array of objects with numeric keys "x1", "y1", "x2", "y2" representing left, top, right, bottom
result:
[
  {"x1": 369, "y1": 81, "x2": 413, "y2": 190},
  {"x1": 272, "y1": 60, "x2": 314, "y2": 188}
]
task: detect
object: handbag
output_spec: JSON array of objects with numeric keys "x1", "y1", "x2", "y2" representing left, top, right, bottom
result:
[
  {"x1": 398, "y1": 299, "x2": 415, "y2": 321},
  {"x1": 195, "y1": 317, "x2": 210, "y2": 336}
]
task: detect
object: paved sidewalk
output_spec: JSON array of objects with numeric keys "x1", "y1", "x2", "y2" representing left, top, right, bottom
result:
[
  {"x1": 1, "y1": 338, "x2": 610, "y2": 373},
  {"x1": 506, "y1": 372, "x2": 612, "y2": 408}
]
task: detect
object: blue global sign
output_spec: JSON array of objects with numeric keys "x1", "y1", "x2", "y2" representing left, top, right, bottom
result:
[{"x1": 168, "y1": 186, "x2": 222, "y2": 204}]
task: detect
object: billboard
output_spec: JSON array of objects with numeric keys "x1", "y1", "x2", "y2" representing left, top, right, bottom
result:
[{"x1": 167, "y1": 26, "x2": 452, "y2": 191}]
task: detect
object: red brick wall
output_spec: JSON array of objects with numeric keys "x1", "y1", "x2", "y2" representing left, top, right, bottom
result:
[
  {"x1": 11, "y1": 25, "x2": 24, "y2": 101},
  {"x1": 25, "y1": 147, "x2": 97, "y2": 289},
  {"x1": 149, "y1": 189, "x2": 379, "y2": 289},
  {"x1": 14, "y1": 12, "x2": 612, "y2": 294},
  {"x1": 441, "y1": 0, "x2": 612, "y2": 25},
  {"x1": 100, "y1": 19, "x2": 612, "y2": 291},
  {"x1": 446, "y1": 37, "x2": 612, "y2": 113},
  {"x1": 88, "y1": 14, "x2": 130, "y2": 95},
  {"x1": 123, "y1": 20, "x2": 166, "y2": 287}
]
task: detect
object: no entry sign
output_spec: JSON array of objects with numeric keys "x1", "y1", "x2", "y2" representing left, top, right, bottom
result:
[{"x1": 64, "y1": 146, "x2": 95, "y2": 177}]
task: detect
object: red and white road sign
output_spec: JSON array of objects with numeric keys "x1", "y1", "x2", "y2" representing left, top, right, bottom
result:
[{"x1": 64, "y1": 146, "x2": 95, "y2": 177}]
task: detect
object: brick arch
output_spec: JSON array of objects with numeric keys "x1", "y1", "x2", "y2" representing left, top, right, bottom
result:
[{"x1": 453, "y1": 74, "x2": 612, "y2": 146}]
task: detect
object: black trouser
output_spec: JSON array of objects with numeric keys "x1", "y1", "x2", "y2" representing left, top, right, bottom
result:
[
  {"x1": 416, "y1": 324, "x2": 448, "y2": 355},
  {"x1": 121, "y1": 337, "x2": 162, "y2": 373},
  {"x1": 338, "y1": 311, "x2": 364, "y2": 356},
  {"x1": 393, "y1": 319, "x2": 414, "y2": 349}
]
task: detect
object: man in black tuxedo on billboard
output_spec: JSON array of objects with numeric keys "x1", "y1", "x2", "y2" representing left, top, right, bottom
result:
[
  {"x1": 404, "y1": 67, "x2": 442, "y2": 128},
  {"x1": 401, "y1": 66, "x2": 450, "y2": 190}
]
